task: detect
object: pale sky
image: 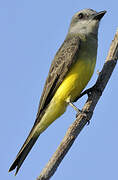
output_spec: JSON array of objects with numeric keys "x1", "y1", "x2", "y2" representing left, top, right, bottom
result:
[{"x1": 1, "y1": 1, "x2": 118, "y2": 180}]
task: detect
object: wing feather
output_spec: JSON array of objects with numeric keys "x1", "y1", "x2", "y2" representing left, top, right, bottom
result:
[
  {"x1": 8, "y1": 35, "x2": 81, "y2": 173},
  {"x1": 35, "y1": 35, "x2": 81, "y2": 124}
]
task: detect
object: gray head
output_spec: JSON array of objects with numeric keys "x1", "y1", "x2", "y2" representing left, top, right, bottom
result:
[{"x1": 68, "y1": 9, "x2": 106, "y2": 36}]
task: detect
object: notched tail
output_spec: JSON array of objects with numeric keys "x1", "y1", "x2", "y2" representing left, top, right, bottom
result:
[{"x1": 9, "y1": 136, "x2": 38, "y2": 175}]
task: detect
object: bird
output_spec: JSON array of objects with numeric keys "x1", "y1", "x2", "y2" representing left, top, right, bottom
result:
[{"x1": 9, "y1": 8, "x2": 106, "y2": 175}]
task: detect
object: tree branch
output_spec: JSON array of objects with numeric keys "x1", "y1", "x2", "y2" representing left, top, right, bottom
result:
[{"x1": 37, "y1": 29, "x2": 118, "y2": 180}]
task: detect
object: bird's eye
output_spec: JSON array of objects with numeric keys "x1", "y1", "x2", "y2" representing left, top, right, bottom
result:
[{"x1": 78, "y1": 13, "x2": 84, "y2": 19}]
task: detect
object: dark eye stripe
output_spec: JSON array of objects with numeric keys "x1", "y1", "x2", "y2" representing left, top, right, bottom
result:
[{"x1": 78, "y1": 13, "x2": 84, "y2": 19}]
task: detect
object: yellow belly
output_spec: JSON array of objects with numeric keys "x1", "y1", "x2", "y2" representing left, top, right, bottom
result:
[
  {"x1": 37, "y1": 58, "x2": 96, "y2": 134},
  {"x1": 55, "y1": 57, "x2": 96, "y2": 102}
]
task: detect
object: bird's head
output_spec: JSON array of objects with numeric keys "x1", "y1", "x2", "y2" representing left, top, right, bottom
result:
[{"x1": 68, "y1": 9, "x2": 106, "y2": 36}]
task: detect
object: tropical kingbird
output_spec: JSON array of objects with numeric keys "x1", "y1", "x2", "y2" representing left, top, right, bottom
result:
[{"x1": 9, "y1": 9, "x2": 106, "y2": 175}]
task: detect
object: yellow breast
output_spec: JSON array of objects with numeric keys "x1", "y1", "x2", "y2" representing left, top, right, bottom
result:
[{"x1": 54, "y1": 57, "x2": 96, "y2": 102}]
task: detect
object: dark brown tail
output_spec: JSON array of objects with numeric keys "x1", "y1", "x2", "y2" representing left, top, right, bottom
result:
[{"x1": 9, "y1": 134, "x2": 39, "y2": 175}]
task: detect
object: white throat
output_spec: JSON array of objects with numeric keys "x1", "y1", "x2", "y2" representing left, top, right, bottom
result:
[{"x1": 68, "y1": 19, "x2": 99, "y2": 36}]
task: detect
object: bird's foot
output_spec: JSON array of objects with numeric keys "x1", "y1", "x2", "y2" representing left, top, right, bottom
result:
[
  {"x1": 66, "y1": 98, "x2": 92, "y2": 125},
  {"x1": 76, "y1": 110, "x2": 90, "y2": 125},
  {"x1": 66, "y1": 98, "x2": 81, "y2": 114}
]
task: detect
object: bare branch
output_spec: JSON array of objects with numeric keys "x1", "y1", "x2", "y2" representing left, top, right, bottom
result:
[{"x1": 37, "y1": 29, "x2": 118, "y2": 180}]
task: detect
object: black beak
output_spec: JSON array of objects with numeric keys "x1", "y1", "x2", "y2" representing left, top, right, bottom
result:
[{"x1": 93, "y1": 10, "x2": 106, "y2": 21}]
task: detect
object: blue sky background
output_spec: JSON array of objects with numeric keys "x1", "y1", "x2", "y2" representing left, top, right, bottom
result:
[{"x1": 1, "y1": 0, "x2": 118, "y2": 180}]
